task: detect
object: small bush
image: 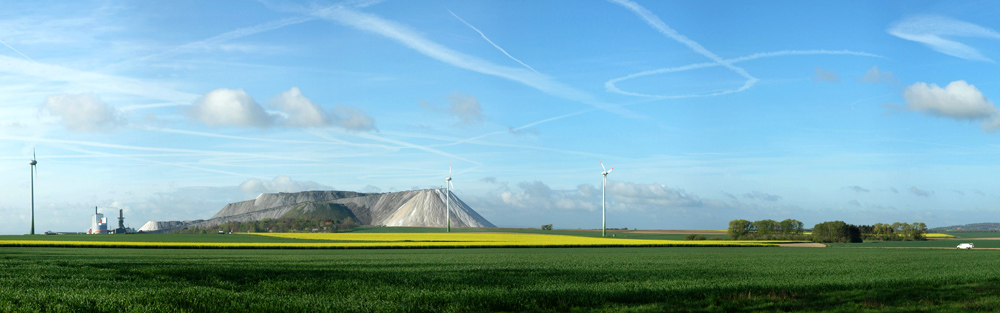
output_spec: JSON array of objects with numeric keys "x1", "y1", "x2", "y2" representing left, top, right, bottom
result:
[{"x1": 684, "y1": 234, "x2": 707, "y2": 240}]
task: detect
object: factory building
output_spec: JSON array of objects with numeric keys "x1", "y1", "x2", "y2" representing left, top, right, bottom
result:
[{"x1": 89, "y1": 206, "x2": 108, "y2": 234}]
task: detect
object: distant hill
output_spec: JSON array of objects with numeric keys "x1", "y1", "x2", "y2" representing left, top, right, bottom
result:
[
  {"x1": 138, "y1": 189, "x2": 495, "y2": 232},
  {"x1": 930, "y1": 223, "x2": 1000, "y2": 232}
]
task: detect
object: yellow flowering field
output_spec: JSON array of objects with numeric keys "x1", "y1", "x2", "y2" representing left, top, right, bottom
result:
[
  {"x1": 925, "y1": 233, "x2": 954, "y2": 238},
  {"x1": 248, "y1": 232, "x2": 784, "y2": 248},
  {"x1": 0, "y1": 233, "x2": 788, "y2": 249}
]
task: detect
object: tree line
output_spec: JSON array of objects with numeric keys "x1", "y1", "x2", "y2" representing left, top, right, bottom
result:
[{"x1": 727, "y1": 219, "x2": 930, "y2": 243}]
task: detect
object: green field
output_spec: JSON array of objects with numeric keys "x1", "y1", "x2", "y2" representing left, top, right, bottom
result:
[
  {"x1": 3, "y1": 246, "x2": 1000, "y2": 312},
  {"x1": 829, "y1": 239, "x2": 1000, "y2": 248},
  {"x1": 350, "y1": 226, "x2": 723, "y2": 240},
  {"x1": 944, "y1": 232, "x2": 1000, "y2": 239}
]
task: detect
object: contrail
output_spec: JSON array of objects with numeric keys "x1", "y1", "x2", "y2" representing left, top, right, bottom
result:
[
  {"x1": 310, "y1": 4, "x2": 642, "y2": 119},
  {"x1": 0, "y1": 135, "x2": 318, "y2": 162},
  {"x1": 0, "y1": 38, "x2": 36, "y2": 63},
  {"x1": 110, "y1": 16, "x2": 314, "y2": 69},
  {"x1": 608, "y1": 0, "x2": 757, "y2": 90},
  {"x1": 605, "y1": 50, "x2": 886, "y2": 98},
  {"x1": 448, "y1": 9, "x2": 539, "y2": 73},
  {"x1": 0, "y1": 55, "x2": 200, "y2": 104}
]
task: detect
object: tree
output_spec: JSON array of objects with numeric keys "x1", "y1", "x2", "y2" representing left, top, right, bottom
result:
[
  {"x1": 541, "y1": 224, "x2": 553, "y2": 230},
  {"x1": 753, "y1": 219, "x2": 779, "y2": 238},
  {"x1": 728, "y1": 219, "x2": 753, "y2": 240},
  {"x1": 812, "y1": 221, "x2": 862, "y2": 243},
  {"x1": 779, "y1": 219, "x2": 804, "y2": 235}
]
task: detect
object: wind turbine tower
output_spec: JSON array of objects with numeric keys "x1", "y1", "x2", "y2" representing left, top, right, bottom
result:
[
  {"x1": 445, "y1": 164, "x2": 453, "y2": 233},
  {"x1": 600, "y1": 160, "x2": 614, "y2": 237},
  {"x1": 29, "y1": 150, "x2": 37, "y2": 235}
]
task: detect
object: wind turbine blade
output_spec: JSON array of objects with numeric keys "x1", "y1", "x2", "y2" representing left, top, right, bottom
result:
[
  {"x1": 599, "y1": 160, "x2": 606, "y2": 172},
  {"x1": 608, "y1": 167, "x2": 614, "y2": 173},
  {"x1": 449, "y1": 181, "x2": 455, "y2": 192}
]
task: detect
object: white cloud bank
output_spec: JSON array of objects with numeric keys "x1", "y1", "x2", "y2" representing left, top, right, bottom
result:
[
  {"x1": 239, "y1": 175, "x2": 333, "y2": 195},
  {"x1": 888, "y1": 15, "x2": 1000, "y2": 62},
  {"x1": 901, "y1": 80, "x2": 1000, "y2": 132},
  {"x1": 487, "y1": 180, "x2": 703, "y2": 212},
  {"x1": 188, "y1": 88, "x2": 274, "y2": 128},
  {"x1": 188, "y1": 87, "x2": 376, "y2": 131},
  {"x1": 42, "y1": 93, "x2": 125, "y2": 132}
]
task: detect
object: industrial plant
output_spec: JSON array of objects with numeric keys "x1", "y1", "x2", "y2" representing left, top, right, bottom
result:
[{"x1": 89, "y1": 206, "x2": 135, "y2": 234}]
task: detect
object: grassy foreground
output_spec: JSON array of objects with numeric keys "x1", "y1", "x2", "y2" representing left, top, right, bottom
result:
[{"x1": 3, "y1": 247, "x2": 1000, "y2": 312}]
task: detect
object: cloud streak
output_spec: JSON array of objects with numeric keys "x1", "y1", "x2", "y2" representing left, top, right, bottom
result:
[{"x1": 888, "y1": 15, "x2": 1000, "y2": 62}]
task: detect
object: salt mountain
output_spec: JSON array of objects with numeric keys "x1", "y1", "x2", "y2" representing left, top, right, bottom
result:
[{"x1": 138, "y1": 189, "x2": 495, "y2": 232}]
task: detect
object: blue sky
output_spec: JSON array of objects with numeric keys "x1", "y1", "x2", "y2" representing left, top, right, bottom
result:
[{"x1": 2, "y1": 0, "x2": 999, "y2": 234}]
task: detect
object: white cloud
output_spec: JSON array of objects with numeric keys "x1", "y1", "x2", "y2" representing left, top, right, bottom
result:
[
  {"x1": 422, "y1": 93, "x2": 485, "y2": 126},
  {"x1": 42, "y1": 93, "x2": 124, "y2": 132},
  {"x1": 609, "y1": 181, "x2": 704, "y2": 208},
  {"x1": 447, "y1": 93, "x2": 484, "y2": 125},
  {"x1": 742, "y1": 191, "x2": 782, "y2": 202},
  {"x1": 887, "y1": 15, "x2": 1000, "y2": 62},
  {"x1": 333, "y1": 105, "x2": 377, "y2": 132},
  {"x1": 814, "y1": 67, "x2": 840, "y2": 83},
  {"x1": 846, "y1": 186, "x2": 870, "y2": 193},
  {"x1": 271, "y1": 87, "x2": 330, "y2": 127},
  {"x1": 902, "y1": 81, "x2": 998, "y2": 127},
  {"x1": 270, "y1": 87, "x2": 376, "y2": 131},
  {"x1": 857, "y1": 66, "x2": 899, "y2": 85},
  {"x1": 910, "y1": 186, "x2": 933, "y2": 197},
  {"x1": 487, "y1": 180, "x2": 703, "y2": 213},
  {"x1": 188, "y1": 88, "x2": 274, "y2": 128},
  {"x1": 238, "y1": 175, "x2": 333, "y2": 195}
]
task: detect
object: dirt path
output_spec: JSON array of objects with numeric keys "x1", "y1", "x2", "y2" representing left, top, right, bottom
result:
[{"x1": 779, "y1": 243, "x2": 826, "y2": 247}]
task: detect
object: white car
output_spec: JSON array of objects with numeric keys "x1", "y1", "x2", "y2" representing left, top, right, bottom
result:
[{"x1": 957, "y1": 243, "x2": 974, "y2": 249}]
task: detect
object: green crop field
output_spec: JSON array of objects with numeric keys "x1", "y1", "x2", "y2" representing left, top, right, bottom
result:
[
  {"x1": 351, "y1": 226, "x2": 723, "y2": 240},
  {"x1": 3, "y1": 246, "x2": 1000, "y2": 312},
  {"x1": 829, "y1": 239, "x2": 1000, "y2": 248},
  {"x1": 944, "y1": 232, "x2": 1000, "y2": 239}
]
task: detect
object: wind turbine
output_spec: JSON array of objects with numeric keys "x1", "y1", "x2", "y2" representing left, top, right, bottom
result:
[
  {"x1": 445, "y1": 163, "x2": 453, "y2": 232},
  {"x1": 600, "y1": 160, "x2": 614, "y2": 237},
  {"x1": 29, "y1": 150, "x2": 37, "y2": 235}
]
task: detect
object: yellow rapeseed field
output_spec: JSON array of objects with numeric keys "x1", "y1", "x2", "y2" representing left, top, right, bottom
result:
[
  {"x1": 248, "y1": 232, "x2": 783, "y2": 248},
  {"x1": 925, "y1": 233, "x2": 954, "y2": 238},
  {"x1": 0, "y1": 233, "x2": 787, "y2": 249}
]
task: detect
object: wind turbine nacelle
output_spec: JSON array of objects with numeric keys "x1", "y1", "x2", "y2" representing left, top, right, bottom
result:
[{"x1": 29, "y1": 160, "x2": 37, "y2": 165}]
